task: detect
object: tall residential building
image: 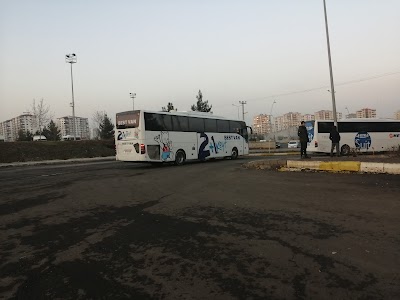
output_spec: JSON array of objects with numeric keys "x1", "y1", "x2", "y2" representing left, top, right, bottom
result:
[
  {"x1": 314, "y1": 110, "x2": 342, "y2": 120},
  {"x1": 302, "y1": 114, "x2": 315, "y2": 121},
  {"x1": 274, "y1": 112, "x2": 302, "y2": 131},
  {"x1": 356, "y1": 108, "x2": 376, "y2": 118},
  {"x1": 57, "y1": 116, "x2": 90, "y2": 139},
  {"x1": 346, "y1": 113, "x2": 357, "y2": 119},
  {"x1": 0, "y1": 113, "x2": 36, "y2": 142},
  {"x1": 395, "y1": 110, "x2": 400, "y2": 120},
  {"x1": 252, "y1": 114, "x2": 272, "y2": 135}
]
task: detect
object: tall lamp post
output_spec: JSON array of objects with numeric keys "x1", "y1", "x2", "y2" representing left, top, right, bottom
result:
[
  {"x1": 323, "y1": 0, "x2": 338, "y2": 127},
  {"x1": 269, "y1": 100, "x2": 276, "y2": 153},
  {"x1": 269, "y1": 100, "x2": 276, "y2": 136},
  {"x1": 130, "y1": 92, "x2": 136, "y2": 111},
  {"x1": 65, "y1": 53, "x2": 77, "y2": 140},
  {"x1": 239, "y1": 101, "x2": 247, "y2": 121},
  {"x1": 232, "y1": 104, "x2": 240, "y2": 119}
]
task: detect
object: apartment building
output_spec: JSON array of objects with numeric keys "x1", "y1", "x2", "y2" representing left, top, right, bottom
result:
[
  {"x1": 346, "y1": 113, "x2": 357, "y2": 119},
  {"x1": 314, "y1": 110, "x2": 342, "y2": 120},
  {"x1": 0, "y1": 113, "x2": 36, "y2": 142},
  {"x1": 356, "y1": 108, "x2": 376, "y2": 118},
  {"x1": 274, "y1": 112, "x2": 302, "y2": 131},
  {"x1": 301, "y1": 114, "x2": 315, "y2": 121},
  {"x1": 252, "y1": 114, "x2": 272, "y2": 135},
  {"x1": 57, "y1": 116, "x2": 90, "y2": 139},
  {"x1": 395, "y1": 110, "x2": 400, "y2": 120}
]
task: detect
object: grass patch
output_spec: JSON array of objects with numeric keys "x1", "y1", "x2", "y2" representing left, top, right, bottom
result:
[{"x1": 0, "y1": 140, "x2": 115, "y2": 163}]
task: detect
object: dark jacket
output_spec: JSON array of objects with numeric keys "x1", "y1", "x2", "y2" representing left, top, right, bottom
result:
[
  {"x1": 329, "y1": 129, "x2": 341, "y2": 143},
  {"x1": 298, "y1": 126, "x2": 309, "y2": 143}
]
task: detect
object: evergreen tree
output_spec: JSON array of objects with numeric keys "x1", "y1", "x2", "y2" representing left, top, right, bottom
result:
[
  {"x1": 43, "y1": 120, "x2": 61, "y2": 141},
  {"x1": 17, "y1": 130, "x2": 33, "y2": 141},
  {"x1": 26, "y1": 131, "x2": 33, "y2": 141},
  {"x1": 191, "y1": 90, "x2": 212, "y2": 112},
  {"x1": 17, "y1": 129, "x2": 27, "y2": 141},
  {"x1": 99, "y1": 114, "x2": 115, "y2": 140},
  {"x1": 162, "y1": 102, "x2": 176, "y2": 112}
]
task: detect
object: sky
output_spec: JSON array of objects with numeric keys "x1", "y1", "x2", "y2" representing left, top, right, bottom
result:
[{"x1": 1, "y1": 0, "x2": 400, "y2": 126}]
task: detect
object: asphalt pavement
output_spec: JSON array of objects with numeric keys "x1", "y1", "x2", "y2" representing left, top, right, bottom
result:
[{"x1": 0, "y1": 157, "x2": 399, "y2": 299}]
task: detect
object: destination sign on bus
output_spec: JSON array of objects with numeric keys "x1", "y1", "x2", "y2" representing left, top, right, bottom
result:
[{"x1": 116, "y1": 112, "x2": 139, "y2": 129}]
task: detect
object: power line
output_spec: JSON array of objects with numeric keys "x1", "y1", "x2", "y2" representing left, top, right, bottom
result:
[{"x1": 245, "y1": 69, "x2": 400, "y2": 102}]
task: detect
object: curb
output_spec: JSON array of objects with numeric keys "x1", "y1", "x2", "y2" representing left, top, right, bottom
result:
[
  {"x1": 286, "y1": 160, "x2": 400, "y2": 174},
  {"x1": 0, "y1": 156, "x2": 116, "y2": 168},
  {"x1": 245, "y1": 159, "x2": 400, "y2": 175},
  {"x1": 249, "y1": 152, "x2": 295, "y2": 156}
]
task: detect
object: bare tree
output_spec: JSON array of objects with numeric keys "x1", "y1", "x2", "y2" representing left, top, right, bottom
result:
[
  {"x1": 92, "y1": 111, "x2": 106, "y2": 140},
  {"x1": 31, "y1": 98, "x2": 52, "y2": 136}
]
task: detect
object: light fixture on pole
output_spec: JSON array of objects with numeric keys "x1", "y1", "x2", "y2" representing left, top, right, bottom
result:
[
  {"x1": 269, "y1": 100, "x2": 276, "y2": 134},
  {"x1": 65, "y1": 53, "x2": 77, "y2": 141},
  {"x1": 323, "y1": 0, "x2": 338, "y2": 127},
  {"x1": 232, "y1": 104, "x2": 240, "y2": 119},
  {"x1": 239, "y1": 101, "x2": 247, "y2": 121},
  {"x1": 130, "y1": 93, "x2": 136, "y2": 111}
]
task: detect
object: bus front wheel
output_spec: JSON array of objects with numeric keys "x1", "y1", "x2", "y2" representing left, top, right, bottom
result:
[
  {"x1": 231, "y1": 148, "x2": 238, "y2": 160},
  {"x1": 341, "y1": 144, "x2": 350, "y2": 156},
  {"x1": 175, "y1": 150, "x2": 186, "y2": 166}
]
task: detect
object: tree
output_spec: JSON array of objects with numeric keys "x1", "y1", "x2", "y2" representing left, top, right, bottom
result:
[
  {"x1": 92, "y1": 111, "x2": 107, "y2": 140},
  {"x1": 17, "y1": 130, "x2": 33, "y2": 141},
  {"x1": 191, "y1": 90, "x2": 212, "y2": 112},
  {"x1": 17, "y1": 129, "x2": 27, "y2": 141},
  {"x1": 99, "y1": 114, "x2": 115, "y2": 140},
  {"x1": 31, "y1": 98, "x2": 52, "y2": 136},
  {"x1": 162, "y1": 102, "x2": 176, "y2": 112},
  {"x1": 42, "y1": 120, "x2": 61, "y2": 141}
]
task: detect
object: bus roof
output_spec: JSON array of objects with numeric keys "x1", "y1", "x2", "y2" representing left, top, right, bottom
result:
[
  {"x1": 316, "y1": 118, "x2": 400, "y2": 123},
  {"x1": 116, "y1": 110, "x2": 242, "y2": 121}
]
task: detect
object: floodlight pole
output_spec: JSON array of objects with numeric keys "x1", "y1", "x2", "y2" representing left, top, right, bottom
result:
[{"x1": 65, "y1": 53, "x2": 77, "y2": 140}]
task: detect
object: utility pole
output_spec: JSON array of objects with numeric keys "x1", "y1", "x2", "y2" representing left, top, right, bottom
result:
[
  {"x1": 323, "y1": 0, "x2": 338, "y2": 127},
  {"x1": 130, "y1": 93, "x2": 136, "y2": 111},
  {"x1": 239, "y1": 101, "x2": 247, "y2": 121}
]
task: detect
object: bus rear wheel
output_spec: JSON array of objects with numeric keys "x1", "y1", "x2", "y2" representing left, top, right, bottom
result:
[
  {"x1": 341, "y1": 144, "x2": 350, "y2": 156},
  {"x1": 174, "y1": 150, "x2": 186, "y2": 166},
  {"x1": 231, "y1": 148, "x2": 238, "y2": 160}
]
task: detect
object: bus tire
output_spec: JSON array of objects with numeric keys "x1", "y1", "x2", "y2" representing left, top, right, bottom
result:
[
  {"x1": 231, "y1": 147, "x2": 238, "y2": 160},
  {"x1": 174, "y1": 150, "x2": 186, "y2": 166},
  {"x1": 341, "y1": 144, "x2": 350, "y2": 156}
]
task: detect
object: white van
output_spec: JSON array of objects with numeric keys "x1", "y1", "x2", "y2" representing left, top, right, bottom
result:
[
  {"x1": 288, "y1": 140, "x2": 300, "y2": 148},
  {"x1": 33, "y1": 135, "x2": 47, "y2": 141}
]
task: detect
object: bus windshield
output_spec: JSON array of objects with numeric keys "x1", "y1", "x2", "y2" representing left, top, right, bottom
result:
[{"x1": 116, "y1": 111, "x2": 140, "y2": 129}]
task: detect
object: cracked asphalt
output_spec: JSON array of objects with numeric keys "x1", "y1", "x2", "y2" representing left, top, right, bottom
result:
[{"x1": 0, "y1": 157, "x2": 399, "y2": 299}]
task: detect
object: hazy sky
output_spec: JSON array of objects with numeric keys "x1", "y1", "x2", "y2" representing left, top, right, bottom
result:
[{"x1": 1, "y1": 0, "x2": 399, "y2": 125}]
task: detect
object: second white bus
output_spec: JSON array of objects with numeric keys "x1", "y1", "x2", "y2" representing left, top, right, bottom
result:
[{"x1": 306, "y1": 118, "x2": 400, "y2": 155}]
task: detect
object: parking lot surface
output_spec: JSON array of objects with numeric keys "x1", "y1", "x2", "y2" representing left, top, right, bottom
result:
[{"x1": 0, "y1": 157, "x2": 399, "y2": 299}]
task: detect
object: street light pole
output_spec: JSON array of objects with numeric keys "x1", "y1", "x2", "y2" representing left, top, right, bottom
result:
[
  {"x1": 232, "y1": 104, "x2": 240, "y2": 119},
  {"x1": 239, "y1": 101, "x2": 247, "y2": 121},
  {"x1": 130, "y1": 93, "x2": 136, "y2": 111},
  {"x1": 65, "y1": 53, "x2": 77, "y2": 140},
  {"x1": 269, "y1": 100, "x2": 276, "y2": 135},
  {"x1": 323, "y1": 0, "x2": 338, "y2": 127}
]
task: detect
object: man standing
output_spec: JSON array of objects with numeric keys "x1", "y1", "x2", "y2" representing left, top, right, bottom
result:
[
  {"x1": 298, "y1": 121, "x2": 309, "y2": 158},
  {"x1": 329, "y1": 125, "x2": 341, "y2": 157}
]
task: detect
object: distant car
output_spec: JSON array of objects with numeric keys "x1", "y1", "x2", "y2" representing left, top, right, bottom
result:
[
  {"x1": 288, "y1": 140, "x2": 300, "y2": 148},
  {"x1": 275, "y1": 142, "x2": 281, "y2": 149}
]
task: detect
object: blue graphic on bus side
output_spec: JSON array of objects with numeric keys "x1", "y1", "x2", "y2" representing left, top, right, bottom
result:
[
  {"x1": 355, "y1": 132, "x2": 371, "y2": 150},
  {"x1": 305, "y1": 121, "x2": 314, "y2": 143}
]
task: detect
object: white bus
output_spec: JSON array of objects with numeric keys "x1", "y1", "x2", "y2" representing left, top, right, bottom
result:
[
  {"x1": 115, "y1": 110, "x2": 252, "y2": 165},
  {"x1": 306, "y1": 118, "x2": 400, "y2": 155}
]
